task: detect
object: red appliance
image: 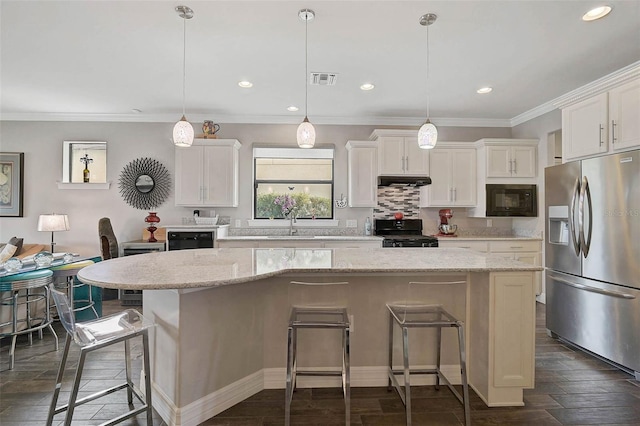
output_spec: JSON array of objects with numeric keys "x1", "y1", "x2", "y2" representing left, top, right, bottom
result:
[{"x1": 437, "y1": 209, "x2": 458, "y2": 236}]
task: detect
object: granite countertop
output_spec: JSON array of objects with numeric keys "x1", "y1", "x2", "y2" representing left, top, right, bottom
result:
[
  {"x1": 218, "y1": 235, "x2": 383, "y2": 241},
  {"x1": 435, "y1": 236, "x2": 542, "y2": 241},
  {"x1": 163, "y1": 224, "x2": 230, "y2": 229},
  {"x1": 78, "y1": 247, "x2": 541, "y2": 290}
]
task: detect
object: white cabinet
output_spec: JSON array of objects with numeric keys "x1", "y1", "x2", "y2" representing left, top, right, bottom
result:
[
  {"x1": 369, "y1": 129, "x2": 429, "y2": 175},
  {"x1": 421, "y1": 148, "x2": 476, "y2": 207},
  {"x1": 562, "y1": 79, "x2": 640, "y2": 161},
  {"x1": 489, "y1": 240, "x2": 542, "y2": 296},
  {"x1": 345, "y1": 141, "x2": 377, "y2": 207},
  {"x1": 439, "y1": 239, "x2": 542, "y2": 295},
  {"x1": 175, "y1": 139, "x2": 241, "y2": 207},
  {"x1": 486, "y1": 145, "x2": 537, "y2": 178},
  {"x1": 609, "y1": 79, "x2": 640, "y2": 151}
]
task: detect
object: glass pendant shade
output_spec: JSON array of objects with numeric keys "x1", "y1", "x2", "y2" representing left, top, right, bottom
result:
[
  {"x1": 297, "y1": 117, "x2": 316, "y2": 148},
  {"x1": 173, "y1": 115, "x2": 194, "y2": 147},
  {"x1": 418, "y1": 119, "x2": 438, "y2": 149}
]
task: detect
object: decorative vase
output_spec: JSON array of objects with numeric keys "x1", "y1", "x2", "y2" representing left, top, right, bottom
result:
[{"x1": 145, "y1": 212, "x2": 161, "y2": 242}]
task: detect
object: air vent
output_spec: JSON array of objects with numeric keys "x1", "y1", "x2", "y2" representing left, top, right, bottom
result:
[{"x1": 310, "y1": 72, "x2": 338, "y2": 86}]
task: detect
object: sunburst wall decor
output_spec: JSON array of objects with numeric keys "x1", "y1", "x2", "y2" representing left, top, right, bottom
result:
[{"x1": 118, "y1": 157, "x2": 171, "y2": 210}]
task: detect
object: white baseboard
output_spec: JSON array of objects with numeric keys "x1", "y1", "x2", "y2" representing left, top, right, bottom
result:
[
  {"x1": 152, "y1": 370, "x2": 264, "y2": 426},
  {"x1": 155, "y1": 365, "x2": 462, "y2": 425}
]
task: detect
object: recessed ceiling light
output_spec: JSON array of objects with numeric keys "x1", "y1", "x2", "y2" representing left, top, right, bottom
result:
[
  {"x1": 477, "y1": 87, "x2": 493, "y2": 94},
  {"x1": 287, "y1": 106, "x2": 299, "y2": 112},
  {"x1": 582, "y1": 6, "x2": 612, "y2": 21},
  {"x1": 238, "y1": 80, "x2": 253, "y2": 88},
  {"x1": 360, "y1": 83, "x2": 375, "y2": 91}
]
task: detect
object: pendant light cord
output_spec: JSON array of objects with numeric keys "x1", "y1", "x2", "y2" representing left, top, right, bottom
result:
[
  {"x1": 182, "y1": 14, "x2": 187, "y2": 116},
  {"x1": 426, "y1": 22, "x2": 430, "y2": 119},
  {"x1": 304, "y1": 12, "x2": 309, "y2": 119}
]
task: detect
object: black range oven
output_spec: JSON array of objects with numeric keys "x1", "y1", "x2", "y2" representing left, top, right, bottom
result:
[{"x1": 375, "y1": 219, "x2": 439, "y2": 248}]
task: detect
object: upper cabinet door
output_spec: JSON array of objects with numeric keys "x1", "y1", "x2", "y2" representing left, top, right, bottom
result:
[
  {"x1": 203, "y1": 144, "x2": 239, "y2": 207},
  {"x1": 423, "y1": 149, "x2": 453, "y2": 206},
  {"x1": 404, "y1": 137, "x2": 430, "y2": 175},
  {"x1": 450, "y1": 149, "x2": 477, "y2": 206},
  {"x1": 486, "y1": 146, "x2": 512, "y2": 177},
  {"x1": 563, "y1": 93, "x2": 609, "y2": 161},
  {"x1": 377, "y1": 137, "x2": 405, "y2": 175},
  {"x1": 346, "y1": 141, "x2": 378, "y2": 207},
  {"x1": 175, "y1": 145, "x2": 205, "y2": 206},
  {"x1": 609, "y1": 79, "x2": 640, "y2": 152},
  {"x1": 511, "y1": 146, "x2": 537, "y2": 178}
]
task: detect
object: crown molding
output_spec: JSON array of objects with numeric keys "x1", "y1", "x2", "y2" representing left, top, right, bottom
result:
[
  {"x1": 510, "y1": 101, "x2": 558, "y2": 127},
  {"x1": 552, "y1": 61, "x2": 640, "y2": 109}
]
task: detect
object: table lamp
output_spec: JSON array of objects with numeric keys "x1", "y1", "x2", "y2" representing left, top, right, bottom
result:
[{"x1": 37, "y1": 214, "x2": 70, "y2": 252}]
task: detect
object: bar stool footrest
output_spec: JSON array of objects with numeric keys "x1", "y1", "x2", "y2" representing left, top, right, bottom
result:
[
  {"x1": 52, "y1": 382, "x2": 148, "y2": 416},
  {"x1": 387, "y1": 367, "x2": 465, "y2": 405},
  {"x1": 295, "y1": 369, "x2": 343, "y2": 377}
]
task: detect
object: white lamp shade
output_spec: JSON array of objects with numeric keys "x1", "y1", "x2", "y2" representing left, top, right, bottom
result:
[
  {"x1": 296, "y1": 118, "x2": 316, "y2": 148},
  {"x1": 418, "y1": 120, "x2": 438, "y2": 149},
  {"x1": 173, "y1": 116, "x2": 194, "y2": 147},
  {"x1": 37, "y1": 214, "x2": 70, "y2": 232}
]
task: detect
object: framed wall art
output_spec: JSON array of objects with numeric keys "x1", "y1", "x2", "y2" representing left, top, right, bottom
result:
[{"x1": 0, "y1": 152, "x2": 24, "y2": 217}]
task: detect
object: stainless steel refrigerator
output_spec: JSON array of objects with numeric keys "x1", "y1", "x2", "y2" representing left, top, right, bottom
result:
[{"x1": 545, "y1": 149, "x2": 640, "y2": 379}]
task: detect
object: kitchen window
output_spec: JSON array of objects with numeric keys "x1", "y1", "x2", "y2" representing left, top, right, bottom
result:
[{"x1": 253, "y1": 147, "x2": 334, "y2": 220}]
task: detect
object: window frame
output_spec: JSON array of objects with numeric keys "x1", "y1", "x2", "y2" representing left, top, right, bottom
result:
[{"x1": 253, "y1": 147, "x2": 335, "y2": 220}]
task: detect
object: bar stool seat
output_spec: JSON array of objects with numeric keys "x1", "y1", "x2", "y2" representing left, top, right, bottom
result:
[
  {"x1": 285, "y1": 280, "x2": 351, "y2": 426},
  {"x1": 0, "y1": 269, "x2": 58, "y2": 369},
  {"x1": 387, "y1": 281, "x2": 471, "y2": 426},
  {"x1": 51, "y1": 260, "x2": 98, "y2": 319},
  {"x1": 47, "y1": 285, "x2": 154, "y2": 426}
]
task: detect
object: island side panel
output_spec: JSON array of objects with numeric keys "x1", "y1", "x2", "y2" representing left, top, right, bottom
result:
[
  {"x1": 261, "y1": 272, "x2": 468, "y2": 387},
  {"x1": 468, "y1": 272, "x2": 491, "y2": 401}
]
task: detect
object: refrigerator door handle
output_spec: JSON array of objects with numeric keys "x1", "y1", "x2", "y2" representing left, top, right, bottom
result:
[
  {"x1": 548, "y1": 274, "x2": 636, "y2": 299},
  {"x1": 569, "y1": 177, "x2": 581, "y2": 256},
  {"x1": 579, "y1": 176, "x2": 593, "y2": 258}
]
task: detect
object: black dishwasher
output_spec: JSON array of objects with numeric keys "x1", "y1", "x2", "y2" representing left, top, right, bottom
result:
[{"x1": 167, "y1": 231, "x2": 215, "y2": 251}]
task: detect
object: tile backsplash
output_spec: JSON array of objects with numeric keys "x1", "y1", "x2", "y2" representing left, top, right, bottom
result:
[{"x1": 374, "y1": 186, "x2": 421, "y2": 219}]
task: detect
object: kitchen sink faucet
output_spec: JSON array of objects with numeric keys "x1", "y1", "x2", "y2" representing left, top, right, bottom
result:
[{"x1": 289, "y1": 213, "x2": 297, "y2": 236}]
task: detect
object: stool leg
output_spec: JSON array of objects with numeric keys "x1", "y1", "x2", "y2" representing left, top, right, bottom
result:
[
  {"x1": 47, "y1": 335, "x2": 72, "y2": 426},
  {"x1": 142, "y1": 331, "x2": 153, "y2": 426},
  {"x1": 26, "y1": 289, "x2": 33, "y2": 346},
  {"x1": 402, "y1": 326, "x2": 411, "y2": 426},
  {"x1": 87, "y1": 285, "x2": 99, "y2": 319},
  {"x1": 285, "y1": 324, "x2": 294, "y2": 426},
  {"x1": 457, "y1": 324, "x2": 471, "y2": 426},
  {"x1": 343, "y1": 327, "x2": 351, "y2": 425},
  {"x1": 64, "y1": 347, "x2": 88, "y2": 425},
  {"x1": 45, "y1": 286, "x2": 59, "y2": 351},
  {"x1": 125, "y1": 338, "x2": 133, "y2": 404},
  {"x1": 10, "y1": 291, "x2": 18, "y2": 369},
  {"x1": 387, "y1": 312, "x2": 394, "y2": 391},
  {"x1": 435, "y1": 326, "x2": 442, "y2": 390}
]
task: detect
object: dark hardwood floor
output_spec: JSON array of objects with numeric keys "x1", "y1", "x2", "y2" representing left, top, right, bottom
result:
[{"x1": 2, "y1": 301, "x2": 639, "y2": 425}]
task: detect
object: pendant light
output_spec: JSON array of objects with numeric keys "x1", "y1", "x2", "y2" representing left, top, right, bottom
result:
[
  {"x1": 417, "y1": 13, "x2": 438, "y2": 149},
  {"x1": 173, "y1": 5, "x2": 195, "y2": 147},
  {"x1": 296, "y1": 8, "x2": 316, "y2": 149}
]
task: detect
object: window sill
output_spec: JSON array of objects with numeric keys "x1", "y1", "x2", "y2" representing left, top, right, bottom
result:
[
  {"x1": 247, "y1": 219, "x2": 339, "y2": 228},
  {"x1": 57, "y1": 182, "x2": 111, "y2": 190}
]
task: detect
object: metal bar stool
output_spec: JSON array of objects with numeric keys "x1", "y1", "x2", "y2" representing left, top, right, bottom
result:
[
  {"x1": 47, "y1": 285, "x2": 154, "y2": 426},
  {"x1": 387, "y1": 280, "x2": 471, "y2": 426},
  {"x1": 285, "y1": 280, "x2": 350, "y2": 426},
  {"x1": 51, "y1": 259, "x2": 99, "y2": 320},
  {"x1": 0, "y1": 269, "x2": 58, "y2": 369}
]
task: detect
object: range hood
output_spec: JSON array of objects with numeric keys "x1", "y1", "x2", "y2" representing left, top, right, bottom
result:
[{"x1": 377, "y1": 176, "x2": 432, "y2": 187}]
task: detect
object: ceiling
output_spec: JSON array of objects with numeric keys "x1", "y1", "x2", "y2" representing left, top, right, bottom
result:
[{"x1": 1, "y1": 1, "x2": 639, "y2": 127}]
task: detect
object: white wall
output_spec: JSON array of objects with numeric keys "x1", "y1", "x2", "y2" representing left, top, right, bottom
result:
[{"x1": 0, "y1": 121, "x2": 511, "y2": 255}]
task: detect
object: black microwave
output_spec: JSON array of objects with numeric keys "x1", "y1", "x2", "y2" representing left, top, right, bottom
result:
[{"x1": 486, "y1": 184, "x2": 537, "y2": 217}]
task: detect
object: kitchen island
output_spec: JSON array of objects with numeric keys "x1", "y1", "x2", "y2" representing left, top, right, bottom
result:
[{"x1": 78, "y1": 247, "x2": 541, "y2": 426}]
